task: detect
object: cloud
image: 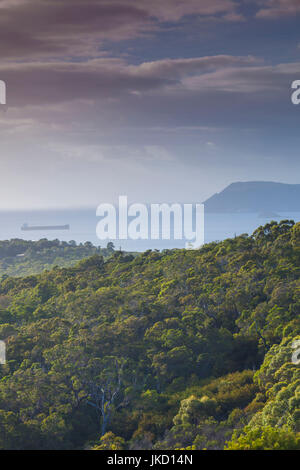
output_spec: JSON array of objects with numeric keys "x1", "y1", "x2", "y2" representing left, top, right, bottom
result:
[
  {"x1": 0, "y1": 55, "x2": 262, "y2": 108},
  {"x1": 0, "y1": 0, "x2": 241, "y2": 60},
  {"x1": 0, "y1": 1, "x2": 150, "y2": 59},
  {"x1": 1, "y1": 53, "x2": 298, "y2": 144},
  {"x1": 48, "y1": 142, "x2": 174, "y2": 164},
  {"x1": 0, "y1": 58, "x2": 173, "y2": 108},
  {"x1": 133, "y1": 0, "x2": 237, "y2": 22},
  {"x1": 182, "y1": 61, "x2": 300, "y2": 93},
  {"x1": 129, "y1": 56, "x2": 258, "y2": 80},
  {"x1": 256, "y1": 0, "x2": 300, "y2": 19}
]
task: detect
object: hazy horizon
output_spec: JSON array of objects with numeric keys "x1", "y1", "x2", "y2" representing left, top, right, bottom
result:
[{"x1": 0, "y1": 179, "x2": 299, "y2": 211}]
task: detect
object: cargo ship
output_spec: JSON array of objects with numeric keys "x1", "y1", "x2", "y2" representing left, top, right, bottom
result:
[{"x1": 21, "y1": 223, "x2": 70, "y2": 231}]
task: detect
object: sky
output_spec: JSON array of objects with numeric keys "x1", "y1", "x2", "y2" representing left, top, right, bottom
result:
[{"x1": 0, "y1": 0, "x2": 300, "y2": 209}]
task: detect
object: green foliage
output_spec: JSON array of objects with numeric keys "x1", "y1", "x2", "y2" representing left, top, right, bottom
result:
[
  {"x1": 226, "y1": 425, "x2": 300, "y2": 450},
  {"x1": 0, "y1": 220, "x2": 299, "y2": 449},
  {"x1": 250, "y1": 337, "x2": 300, "y2": 431},
  {"x1": 92, "y1": 432, "x2": 126, "y2": 450},
  {"x1": 0, "y1": 239, "x2": 115, "y2": 277}
]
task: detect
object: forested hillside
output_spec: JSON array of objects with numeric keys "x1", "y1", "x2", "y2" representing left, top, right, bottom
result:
[
  {"x1": 0, "y1": 239, "x2": 115, "y2": 277},
  {"x1": 0, "y1": 220, "x2": 299, "y2": 450}
]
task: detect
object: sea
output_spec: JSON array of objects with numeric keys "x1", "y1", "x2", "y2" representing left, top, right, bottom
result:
[{"x1": 0, "y1": 208, "x2": 299, "y2": 252}]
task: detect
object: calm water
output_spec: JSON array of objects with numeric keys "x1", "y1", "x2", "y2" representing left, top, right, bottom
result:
[{"x1": 0, "y1": 208, "x2": 299, "y2": 252}]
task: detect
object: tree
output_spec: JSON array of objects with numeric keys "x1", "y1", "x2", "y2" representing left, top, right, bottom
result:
[
  {"x1": 86, "y1": 359, "x2": 130, "y2": 436},
  {"x1": 92, "y1": 432, "x2": 126, "y2": 450},
  {"x1": 226, "y1": 425, "x2": 300, "y2": 450},
  {"x1": 106, "y1": 242, "x2": 115, "y2": 255}
]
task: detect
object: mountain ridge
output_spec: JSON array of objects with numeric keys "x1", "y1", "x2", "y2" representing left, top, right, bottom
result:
[{"x1": 204, "y1": 181, "x2": 300, "y2": 213}]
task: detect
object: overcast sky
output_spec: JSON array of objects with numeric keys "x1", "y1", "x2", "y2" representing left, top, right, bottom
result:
[{"x1": 0, "y1": 0, "x2": 299, "y2": 209}]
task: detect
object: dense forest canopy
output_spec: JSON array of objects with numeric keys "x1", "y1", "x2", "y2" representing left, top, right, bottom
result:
[
  {"x1": 0, "y1": 239, "x2": 115, "y2": 277},
  {"x1": 0, "y1": 220, "x2": 299, "y2": 449}
]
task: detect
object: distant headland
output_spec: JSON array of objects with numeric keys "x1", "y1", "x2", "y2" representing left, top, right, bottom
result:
[{"x1": 204, "y1": 182, "x2": 300, "y2": 213}]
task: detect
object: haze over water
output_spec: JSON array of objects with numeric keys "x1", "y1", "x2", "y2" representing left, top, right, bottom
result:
[{"x1": 1, "y1": 208, "x2": 299, "y2": 252}]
